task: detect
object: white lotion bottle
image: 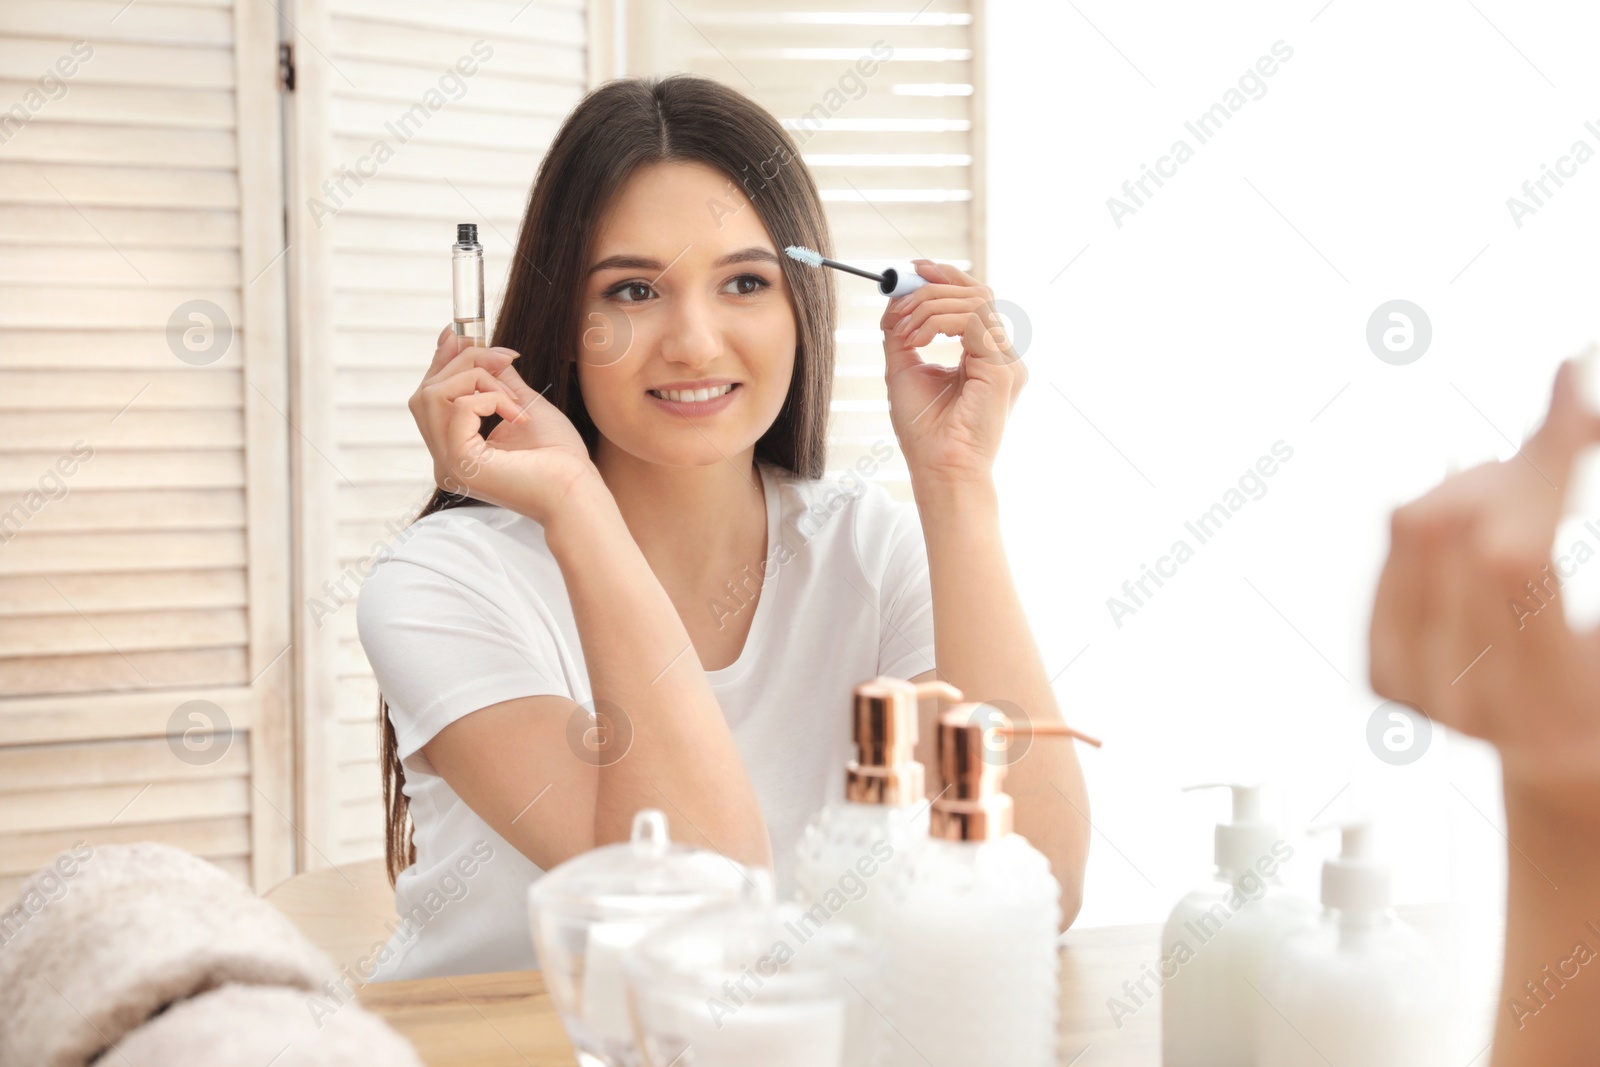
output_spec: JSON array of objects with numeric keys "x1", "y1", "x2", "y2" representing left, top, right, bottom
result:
[
  {"x1": 794, "y1": 676, "x2": 962, "y2": 936},
  {"x1": 1257, "y1": 820, "x2": 1450, "y2": 1067},
  {"x1": 1161, "y1": 783, "x2": 1311, "y2": 1067},
  {"x1": 881, "y1": 703, "x2": 1087, "y2": 1067}
]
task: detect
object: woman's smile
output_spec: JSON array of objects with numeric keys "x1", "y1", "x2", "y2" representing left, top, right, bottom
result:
[{"x1": 645, "y1": 380, "x2": 743, "y2": 416}]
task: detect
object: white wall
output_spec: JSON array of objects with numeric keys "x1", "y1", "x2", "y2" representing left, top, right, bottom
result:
[{"x1": 985, "y1": 0, "x2": 1600, "y2": 928}]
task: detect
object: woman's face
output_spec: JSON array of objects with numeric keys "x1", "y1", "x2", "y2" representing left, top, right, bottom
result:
[{"x1": 577, "y1": 160, "x2": 798, "y2": 469}]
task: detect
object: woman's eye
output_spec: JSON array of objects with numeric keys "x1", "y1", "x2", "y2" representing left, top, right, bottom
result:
[
  {"x1": 606, "y1": 281, "x2": 654, "y2": 303},
  {"x1": 726, "y1": 273, "x2": 771, "y2": 296}
]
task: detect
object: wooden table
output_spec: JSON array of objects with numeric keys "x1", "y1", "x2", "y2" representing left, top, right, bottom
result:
[{"x1": 355, "y1": 905, "x2": 1505, "y2": 1066}]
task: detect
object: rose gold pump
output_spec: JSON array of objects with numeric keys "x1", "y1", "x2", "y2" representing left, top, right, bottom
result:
[
  {"x1": 843, "y1": 676, "x2": 963, "y2": 805},
  {"x1": 930, "y1": 705, "x2": 1104, "y2": 843}
]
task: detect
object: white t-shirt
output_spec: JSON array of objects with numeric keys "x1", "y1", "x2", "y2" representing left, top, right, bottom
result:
[{"x1": 354, "y1": 460, "x2": 937, "y2": 981}]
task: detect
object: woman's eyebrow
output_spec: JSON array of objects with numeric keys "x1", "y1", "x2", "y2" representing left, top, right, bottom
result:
[{"x1": 587, "y1": 247, "x2": 779, "y2": 275}]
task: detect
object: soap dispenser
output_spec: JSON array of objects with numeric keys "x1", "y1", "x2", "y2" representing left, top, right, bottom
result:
[
  {"x1": 1161, "y1": 783, "x2": 1311, "y2": 1067},
  {"x1": 794, "y1": 676, "x2": 962, "y2": 936},
  {"x1": 1257, "y1": 820, "x2": 1450, "y2": 1067},
  {"x1": 880, "y1": 702, "x2": 1100, "y2": 1067}
]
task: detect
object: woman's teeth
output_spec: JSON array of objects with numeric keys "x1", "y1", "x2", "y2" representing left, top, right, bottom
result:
[{"x1": 649, "y1": 383, "x2": 736, "y2": 402}]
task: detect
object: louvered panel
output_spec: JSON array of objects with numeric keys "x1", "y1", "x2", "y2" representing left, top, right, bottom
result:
[
  {"x1": 0, "y1": 816, "x2": 251, "y2": 878},
  {"x1": 0, "y1": 686, "x2": 259, "y2": 747},
  {"x1": 0, "y1": 287, "x2": 241, "y2": 328},
  {"x1": 291, "y1": 0, "x2": 593, "y2": 867},
  {"x1": 0, "y1": 371, "x2": 241, "y2": 408},
  {"x1": 330, "y1": 0, "x2": 587, "y2": 46},
  {"x1": 0, "y1": 410, "x2": 244, "y2": 451},
  {"x1": 0, "y1": 124, "x2": 238, "y2": 168},
  {"x1": 0, "y1": 570, "x2": 247, "y2": 617},
  {"x1": 330, "y1": 98, "x2": 563, "y2": 147},
  {"x1": 0, "y1": 532, "x2": 245, "y2": 575},
  {"x1": 336, "y1": 483, "x2": 432, "y2": 526},
  {"x1": 0, "y1": 331, "x2": 230, "y2": 369},
  {"x1": 0, "y1": 774, "x2": 252, "y2": 835},
  {"x1": 335, "y1": 794, "x2": 383, "y2": 854},
  {"x1": 0, "y1": 452, "x2": 245, "y2": 493},
  {"x1": 334, "y1": 407, "x2": 414, "y2": 446},
  {"x1": 0, "y1": 245, "x2": 240, "y2": 287},
  {"x1": 0, "y1": 41, "x2": 234, "y2": 90},
  {"x1": 338, "y1": 676, "x2": 378, "y2": 723},
  {"x1": 0, "y1": 83, "x2": 234, "y2": 129},
  {"x1": 0, "y1": 648, "x2": 247, "y2": 696},
  {"x1": 333, "y1": 367, "x2": 421, "y2": 405},
  {"x1": 0, "y1": 734, "x2": 249, "y2": 793},
  {"x1": 0, "y1": 0, "x2": 294, "y2": 893},
  {"x1": 317, "y1": 176, "x2": 531, "y2": 223},
  {"x1": 0, "y1": 2, "x2": 235, "y2": 46},
  {"x1": 0, "y1": 205, "x2": 241, "y2": 246},
  {"x1": 334, "y1": 523, "x2": 420, "y2": 567},
  {"x1": 0, "y1": 163, "x2": 239, "y2": 209},
  {"x1": 329, "y1": 329, "x2": 441, "y2": 367},
  {"x1": 334, "y1": 445, "x2": 432, "y2": 487}
]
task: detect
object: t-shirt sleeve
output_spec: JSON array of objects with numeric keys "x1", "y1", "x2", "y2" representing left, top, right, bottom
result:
[
  {"x1": 355, "y1": 521, "x2": 571, "y2": 764},
  {"x1": 855, "y1": 487, "x2": 938, "y2": 680}
]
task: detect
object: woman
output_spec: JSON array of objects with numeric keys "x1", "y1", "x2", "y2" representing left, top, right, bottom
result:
[{"x1": 356, "y1": 74, "x2": 1090, "y2": 981}]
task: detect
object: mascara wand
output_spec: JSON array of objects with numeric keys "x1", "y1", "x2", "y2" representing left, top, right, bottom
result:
[{"x1": 785, "y1": 245, "x2": 931, "y2": 299}]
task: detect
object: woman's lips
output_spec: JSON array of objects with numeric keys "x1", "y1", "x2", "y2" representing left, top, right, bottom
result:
[{"x1": 646, "y1": 382, "x2": 741, "y2": 417}]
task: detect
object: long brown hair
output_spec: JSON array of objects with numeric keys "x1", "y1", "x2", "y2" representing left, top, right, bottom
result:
[{"x1": 380, "y1": 74, "x2": 838, "y2": 884}]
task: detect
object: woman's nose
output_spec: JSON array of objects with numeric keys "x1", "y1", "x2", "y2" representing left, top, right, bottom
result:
[{"x1": 658, "y1": 292, "x2": 721, "y2": 367}]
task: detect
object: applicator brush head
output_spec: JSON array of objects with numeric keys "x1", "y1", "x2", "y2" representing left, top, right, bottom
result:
[{"x1": 784, "y1": 245, "x2": 824, "y2": 268}]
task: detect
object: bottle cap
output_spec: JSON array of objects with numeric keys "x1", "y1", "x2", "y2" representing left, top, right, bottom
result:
[
  {"x1": 456, "y1": 222, "x2": 479, "y2": 246},
  {"x1": 1183, "y1": 783, "x2": 1280, "y2": 880},
  {"x1": 878, "y1": 262, "x2": 930, "y2": 298},
  {"x1": 1312, "y1": 818, "x2": 1390, "y2": 915}
]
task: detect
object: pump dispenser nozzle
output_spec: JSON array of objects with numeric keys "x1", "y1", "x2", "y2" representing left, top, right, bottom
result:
[
  {"x1": 1182, "y1": 783, "x2": 1280, "y2": 879},
  {"x1": 1311, "y1": 818, "x2": 1390, "y2": 916},
  {"x1": 929, "y1": 703, "x2": 1102, "y2": 842},
  {"x1": 845, "y1": 677, "x2": 959, "y2": 805}
]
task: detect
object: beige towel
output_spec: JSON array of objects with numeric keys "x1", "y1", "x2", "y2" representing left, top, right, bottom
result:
[
  {"x1": 0, "y1": 842, "x2": 337, "y2": 1067},
  {"x1": 92, "y1": 983, "x2": 424, "y2": 1067}
]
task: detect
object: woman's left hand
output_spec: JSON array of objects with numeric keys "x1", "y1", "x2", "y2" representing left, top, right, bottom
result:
[{"x1": 880, "y1": 260, "x2": 1027, "y2": 488}]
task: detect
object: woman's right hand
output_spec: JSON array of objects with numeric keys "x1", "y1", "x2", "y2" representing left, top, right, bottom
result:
[
  {"x1": 409, "y1": 325, "x2": 600, "y2": 527},
  {"x1": 1369, "y1": 356, "x2": 1600, "y2": 794}
]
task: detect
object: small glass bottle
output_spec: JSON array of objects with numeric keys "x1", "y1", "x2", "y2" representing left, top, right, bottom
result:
[{"x1": 451, "y1": 222, "x2": 485, "y2": 348}]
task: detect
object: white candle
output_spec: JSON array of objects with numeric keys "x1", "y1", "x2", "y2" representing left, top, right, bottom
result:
[
  {"x1": 580, "y1": 920, "x2": 652, "y2": 1043},
  {"x1": 652, "y1": 991, "x2": 845, "y2": 1067}
]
